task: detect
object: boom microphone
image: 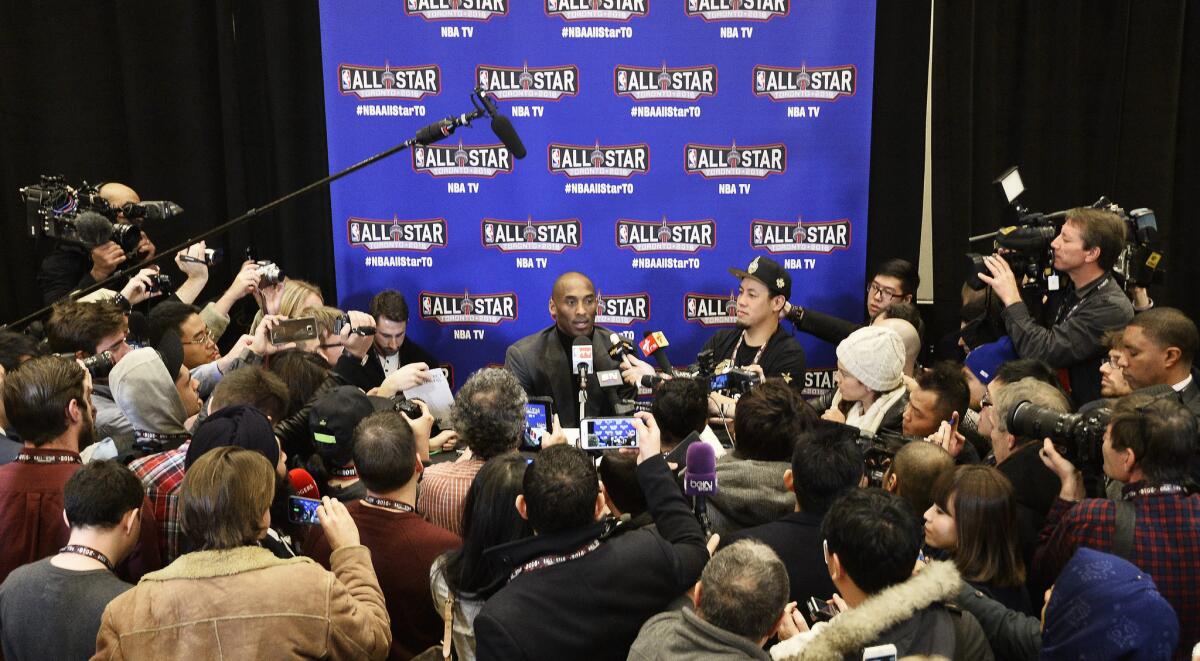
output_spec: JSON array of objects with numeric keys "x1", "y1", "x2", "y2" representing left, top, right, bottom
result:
[
  {"x1": 489, "y1": 114, "x2": 527, "y2": 159},
  {"x1": 288, "y1": 468, "x2": 320, "y2": 499}
]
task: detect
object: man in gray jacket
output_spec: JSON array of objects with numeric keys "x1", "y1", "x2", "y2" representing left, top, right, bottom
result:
[{"x1": 629, "y1": 539, "x2": 792, "y2": 660}]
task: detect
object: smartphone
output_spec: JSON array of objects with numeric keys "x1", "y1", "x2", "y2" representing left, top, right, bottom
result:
[
  {"x1": 288, "y1": 495, "x2": 321, "y2": 525},
  {"x1": 521, "y1": 397, "x2": 554, "y2": 451},
  {"x1": 862, "y1": 644, "x2": 898, "y2": 661},
  {"x1": 270, "y1": 317, "x2": 318, "y2": 344},
  {"x1": 580, "y1": 417, "x2": 639, "y2": 451},
  {"x1": 806, "y1": 596, "x2": 841, "y2": 623},
  {"x1": 664, "y1": 430, "x2": 701, "y2": 468}
]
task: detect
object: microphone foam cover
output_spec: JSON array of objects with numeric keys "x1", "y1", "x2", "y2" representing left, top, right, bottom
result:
[
  {"x1": 685, "y1": 441, "x2": 717, "y2": 475},
  {"x1": 288, "y1": 467, "x2": 320, "y2": 499},
  {"x1": 74, "y1": 211, "x2": 114, "y2": 248},
  {"x1": 491, "y1": 114, "x2": 527, "y2": 159}
]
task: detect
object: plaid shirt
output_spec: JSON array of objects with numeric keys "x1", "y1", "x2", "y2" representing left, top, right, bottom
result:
[
  {"x1": 130, "y1": 442, "x2": 189, "y2": 564},
  {"x1": 1036, "y1": 487, "x2": 1200, "y2": 657},
  {"x1": 417, "y1": 458, "x2": 484, "y2": 537}
]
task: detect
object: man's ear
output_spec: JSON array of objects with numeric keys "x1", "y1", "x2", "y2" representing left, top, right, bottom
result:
[
  {"x1": 66, "y1": 398, "x2": 84, "y2": 425},
  {"x1": 783, "y1": 469, "x2": 795, "y2": 493},
  {"x1": 1083, "y1": 245, "x2": 1101, "y2": 265},
  {"x1": 123, "y1": 508, "x2": 140, "y2": 537},
  {"x1": 547, "y1": 298, "x2": 556, "y2": 320},
  {"x1": 1163, "y1": 346, "x2": 1183, "y2": 370},
  {"x1": 62, "y1": 510, "x2": 71, "y2": 529},
  {"x1": 1119, "y1": 446, "x2": 1139, "y2": 474},
  {"x1": 885, "y1": 472, "x2": 898, "y2": 493},
  {"x1": 1003, "y1": 432, "x2": 1019, "y2": 454},
  {"x1": 691, "y1": 580, "x2": 704, "y2": 610},
  {"x1": 828, "y1": 551, "x2": 844, "y2": 581},
  {"x1": 515, "y1": 494, "x2": 529, "y2": 521}
]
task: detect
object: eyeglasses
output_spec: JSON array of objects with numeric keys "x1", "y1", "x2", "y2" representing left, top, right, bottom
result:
[
  {"x1": 180, "y1": 329, "x2": 215, "y2": 346},
  {"x1": 867, "y1": 282, "x2": 902, "y2": 301},
  {"x1": 1104, "y1": 355, "x2": 1124, "y2": 368},
  {"x1": 980, "y1": 392, "x2": 993, "y2": 408}
]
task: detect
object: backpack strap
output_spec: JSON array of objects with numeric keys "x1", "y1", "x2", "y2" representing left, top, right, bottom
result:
[{"x1": 1112, "y1": 499, "x2": 1137, "y2": 561}]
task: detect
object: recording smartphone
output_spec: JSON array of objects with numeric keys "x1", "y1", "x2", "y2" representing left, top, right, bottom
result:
[
  {"x1": 806, "y1": 596, "x2": 841, "y2": 623},
  {"x1": 862, "y1": 644, "x2": 898, "y2": 661},
  {"x1": 521, "y1": 397, "x2": 554, "y2": 451},
  {"x1": 580, "y1": 416, "x2": 639, "y2": 451},
  {"x1": 270, "y1": 317, "x2": 318, "y2": 344},
  {"x1": 287, "y1": 495, "x2": 321, "y2": 525}
]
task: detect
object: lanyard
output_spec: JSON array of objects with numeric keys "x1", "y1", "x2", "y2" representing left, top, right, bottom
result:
[
  {"x1": 1055, "y1": 277, "x2": 1106, "y2": 324},
  {"x1": 729, "y1": 331, "x2": 767, "y2": 367},
  {"x1": 362, "y1": 495, "x2": 416, "y2": 513},
  {"x1": 16, "y1": 453, "x2": 81, "y2": 465},
  {"x1": 59, "y1": 544, "x2": 114, "y2": 571},
  {"x1": 1123, "y1": 483, "x2": 1186, "y2": 500},
  {"x1": 510, "y1": 538, "x2": 601, "y2": 580}
]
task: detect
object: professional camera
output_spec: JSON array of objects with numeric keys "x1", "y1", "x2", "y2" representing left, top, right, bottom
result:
[
  {"x1": 55, "y1": 350, "x2": 116, "y2": 379},
  {"x1": 851, "y1": 426, "x2": 907, "y2": 488},
  {"x1": 19, "y1": 175, "x2": 182, "y2": 257},
  {"x1": 1006, "y1": 400, "x2": 1111, "y2": 470},
  {"x1": 965, "y1": 167, "x2": 1164, "y2": 292},
  {"x1": 709, "y1": 367, "x2": 762, "y2": 396}
]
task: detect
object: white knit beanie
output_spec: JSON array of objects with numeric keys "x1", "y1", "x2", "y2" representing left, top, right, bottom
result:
[{"x1": 836, "y1": 326, "x2": 906, "y2": 392}]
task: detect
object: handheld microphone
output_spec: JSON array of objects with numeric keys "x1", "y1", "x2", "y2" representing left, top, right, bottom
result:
[
  {"x1": 639, "y1": 331, "x2": 674, "y2": 374},
  {"x1": 607, "y1": 332, "x2": 634, "y2": 364},
  {"x1": 683, "y1": 442, "x2": 718, "y2": 536},
  {"x1": 288, "y1": 468, "x2": 320, "y2": 499},
  {"x1": 571, "y1": 336, "x2": 594, "y2": 376},
  {"x1": 639, "y1": 373, "x2": 663, "y2": 389}
]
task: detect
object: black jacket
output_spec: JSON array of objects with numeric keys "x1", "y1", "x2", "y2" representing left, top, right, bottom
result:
[
  {"x1": 473, "y1": 454, "x2": 708, "y2": 661},
  {"x1": 503, "y1": 325, "x2": 635, "y2": 428},
  {"x1": 37, "y1": 243, "x2": 95, "y2": 304},
  {"x1": 351, "y1": 341, "x2": 439, "y2": 392},
  {"x1": 272, "y1": 354, "x2": 372, "y2": 462},
  {"x1": 790, "y1": 306, "x2": 862, "y2": 346},
  {"x1": 701, "y1": 325, "x2": 807, "y2": 388},
  {"x1": 721, "y1": 510, "x2": 835, "y2": 619}
]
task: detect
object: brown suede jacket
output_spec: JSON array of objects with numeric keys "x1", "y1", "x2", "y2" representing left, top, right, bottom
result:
[{"x1": 92, "y1": 544, "x2": 390, "y2": 660}]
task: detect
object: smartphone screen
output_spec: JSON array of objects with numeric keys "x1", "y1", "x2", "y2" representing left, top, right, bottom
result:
[
  {"x1": 522, "y1": 401, "x2": 550, "y2": 451},
  {"x1": 288, "y1": 495, "x2": 321, "y2": 525},
  {"x1": 581, "y1": 417, "x2": 639, "y2": 451},
  {"x1": 709, "y1": 373, "x2": 730, "y2": 392}
]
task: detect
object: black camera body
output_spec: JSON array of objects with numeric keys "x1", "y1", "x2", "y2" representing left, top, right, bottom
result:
[
  {"x1": 20, "y1": 175, "x2": 180, "y2": 257},
  {"x1": 1007, "y1": 400, "x2": 1111, "y2": 471},
  {"x1": 333, "y1": 313, "x2": 376, "y2": 337},
  {"x1": 144, "y1": 273, "x2": 173, "y2": 296},
  {"x1": 709, "y1": 368, "x2": 762, "y2": 396},
  {"x1": 55, "y1": 350, "x2": 115, "y2": 379}
]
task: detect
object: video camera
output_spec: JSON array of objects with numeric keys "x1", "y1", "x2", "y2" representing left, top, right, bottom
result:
[
  {"x1": 19, "y1": 175, "x2": 183, "y2": 256},
  {"x1": 1006, "y1": 399, "x2": 1110, "y2": 473},
  {"x1": 694, "y1": 348, "x2": 763, "y2": 397},
  {"x1": 966, "y1": 166, "x2": 1164, "y2": 292},
  {"x1": 849, "y1": 426, "x2": 910, "y2": 488}
]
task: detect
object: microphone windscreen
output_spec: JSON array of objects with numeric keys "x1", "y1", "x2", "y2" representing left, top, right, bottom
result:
[
  {"x1": 74, "y1": 211, "x2": 114, "y2": 248},
  {"x1": 683, "y1": 442, "x2": 718, "y2": 496},
  {"x1": 288, "y1": 467, "x2": 320, "y2": 499},
  {"x1": 491, "y1": 114, "x2": 527, "y2": 159}
]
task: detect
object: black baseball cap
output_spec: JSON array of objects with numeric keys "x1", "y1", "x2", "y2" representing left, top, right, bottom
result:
[
  {"x1": 308, "y1": 386, "x2": 375, "y2": 468},
  {"x1": 729, "y1": 256, "x2": 791, "y2": 299}
]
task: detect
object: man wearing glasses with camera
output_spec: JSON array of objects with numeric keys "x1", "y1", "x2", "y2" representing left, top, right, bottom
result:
[{"x1": 782, "y1": 258, "x2": 920, "y2": 346}]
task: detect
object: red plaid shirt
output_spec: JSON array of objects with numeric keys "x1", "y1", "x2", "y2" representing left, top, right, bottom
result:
[
  {"x1": 130, "y1": 443, "x2": 189, "y2": 563},
  {"x1": 1036, "y1": 488, "x2": 1200, "y2": 657},
  {"x1": 417, "y1": 458, "x2": 484, "y2": 537}
]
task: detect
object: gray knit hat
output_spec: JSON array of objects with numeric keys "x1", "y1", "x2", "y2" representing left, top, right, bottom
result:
[{"x1": 836, "y1": 326, "x2": 906, "y2": 392}]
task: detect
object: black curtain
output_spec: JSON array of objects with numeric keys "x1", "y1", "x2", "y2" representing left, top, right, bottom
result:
[
  {"x1": 931, "y1": 0, "x2": 1199, "y2": 341},
  {"x1": 0, "y1": 1, "x2": 334, "y2": 329}
]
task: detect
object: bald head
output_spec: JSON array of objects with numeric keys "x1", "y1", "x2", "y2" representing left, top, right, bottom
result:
[
  {"x1": 98, "y1": 182, "x2": 140, "y2": 221},
  {"x1": 874, "y1": 318, "x2": 921, "y2": 376},
  {"x1": 887, "y1": 441, "x2": 954, "y2": 517},
  {"x1": 550, "y1": 272, "x2": 597, "y2": 338}
]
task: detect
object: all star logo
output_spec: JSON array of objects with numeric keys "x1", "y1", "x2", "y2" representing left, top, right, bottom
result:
[
  {"x1": 481, "y1": 217, "x2": 582, "y2": 253},
  {"x1": 595, "y1": 291, "x2": 651, "y2": 325},
  {"x1": 616, "y1": 217, "x2": 716, "y2": 253},
  {"x1": 685, "y1": 0, "x2": 788, "y2": 21},
  {"x1": 683, "y1": 292, "x2": 738, "y2": 326},
  {"x1": 405, "y1": 0, "x2": 508, "y2": 20},
  {"x1": 348, "y1": 215, "x2": 447, "y2": 251},
  {"x1": 419, "y1": 290, "x2": 518, "y2": 325},
  {"x1": 802, "y1": 367, "x2": 836, "y2": 398},
  {"x1": 338, "y1": 62, "x2": 441, "y2": 100},
  {"x1": 750, "y1": 217, "x2": 851, "y2": 254},
  {"x1": 413, "y1": 141, "x2": 513, "y2": 177},
  {"x1": 477, "y1": 62, "x2": 580, "y2": 101},
  {"x1": 548, "y1": 141, "x2": 649, "y2": 178},
  {"x1": 614, "y1": 63, "x2": 718, "y2": 101},
  {"x1": 684, "y1": 140, "x2": 786, "y2": 179},
  {"x1": 753, "y1": 64, "x2": 856, "y2": 101},
  {"x1": 545, "y1": 0, "x2": 649, "y2": 21}
]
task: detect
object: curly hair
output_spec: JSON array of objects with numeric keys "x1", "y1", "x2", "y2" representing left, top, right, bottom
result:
[{"x1": 451, "y1": 368, "x2": 527, "y2": 458}]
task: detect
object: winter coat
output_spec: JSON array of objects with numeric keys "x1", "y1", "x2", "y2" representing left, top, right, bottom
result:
[
  {"x1": 92, "y1": 544, "x2": 391, "y2": 660},
  {"x1": 769, "y1": 560, "x2": 993, "y2": 661},
  {"x1": 629, "y1": 606, "x2": 772, "y2": 660}
]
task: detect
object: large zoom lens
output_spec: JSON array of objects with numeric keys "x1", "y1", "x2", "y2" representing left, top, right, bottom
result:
[{"x1": 1007, "y1": 400, "x2": 1110, "y2": 465}]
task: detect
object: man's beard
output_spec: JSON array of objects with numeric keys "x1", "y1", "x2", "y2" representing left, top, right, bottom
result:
[{"x1": 78, "y1": 415, "x2": 98, "y2": 452}]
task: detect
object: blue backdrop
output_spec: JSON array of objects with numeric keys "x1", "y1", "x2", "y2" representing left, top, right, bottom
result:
[{"x1": 318, "y1": 0, "x2": 876, "y2": 395}]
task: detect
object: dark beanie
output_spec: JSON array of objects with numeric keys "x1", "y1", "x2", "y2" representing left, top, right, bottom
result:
[{"x1": 186, "y1": 404, "x2": 279, "y2": 470}]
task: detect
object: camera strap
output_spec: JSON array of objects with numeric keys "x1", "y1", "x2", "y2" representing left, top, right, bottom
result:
[{"x1": 1054, "y1": 276, "x2": 1107, "y2": 324}]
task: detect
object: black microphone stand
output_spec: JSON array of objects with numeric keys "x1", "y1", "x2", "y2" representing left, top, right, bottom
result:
[{"x1": 5, "y1": 89, "x2": 500, "y2": 330}]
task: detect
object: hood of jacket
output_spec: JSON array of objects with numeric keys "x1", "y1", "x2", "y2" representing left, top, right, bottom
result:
[
  {"x1": 771, "y1": 560, "x2": 962, "y2": 661},
  {"x1": 709, "y1": 456, "x2": 793, "y2": 527},
  {"x1": 110, "y1": 347, "x2": 188, "y2": 436}
]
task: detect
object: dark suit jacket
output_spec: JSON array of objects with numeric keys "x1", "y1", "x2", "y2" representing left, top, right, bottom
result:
[
  {"x1": 357, "y1": 340, "x2": 439, "y2": 391},
  {"x1": 473, "y1": 455, "x2": 708, "y2": 661},
  {"x1": 503, "y1": 325, "x2": 635, "y2": 428},
  {"x1": 721, "y1": 510, "x2": 835, "y2": 620}
]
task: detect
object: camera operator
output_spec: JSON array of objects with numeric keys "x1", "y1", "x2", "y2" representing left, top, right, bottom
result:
[
  {"x1": 1116, "y1": 308, "x2": 1200, "y2": 416},
  {"x1": 36, "y1": 183, "x2": 157, "y2": 304},
  {"x1": 1035, "y1": 393, "x2": 1200, "y2": 654},
  {"x1": 978, "y1": 207, "x2": 1134, "y2": 407}
]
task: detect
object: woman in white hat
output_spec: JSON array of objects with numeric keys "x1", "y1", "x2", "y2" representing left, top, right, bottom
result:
[{"x1": 823, "y1": 326, "x2": 909, "y2": 435}]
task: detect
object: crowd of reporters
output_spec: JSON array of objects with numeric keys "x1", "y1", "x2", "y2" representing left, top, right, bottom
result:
[{"x1": 0, "y1": 199, "x2": 1196, "y2": 660}]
